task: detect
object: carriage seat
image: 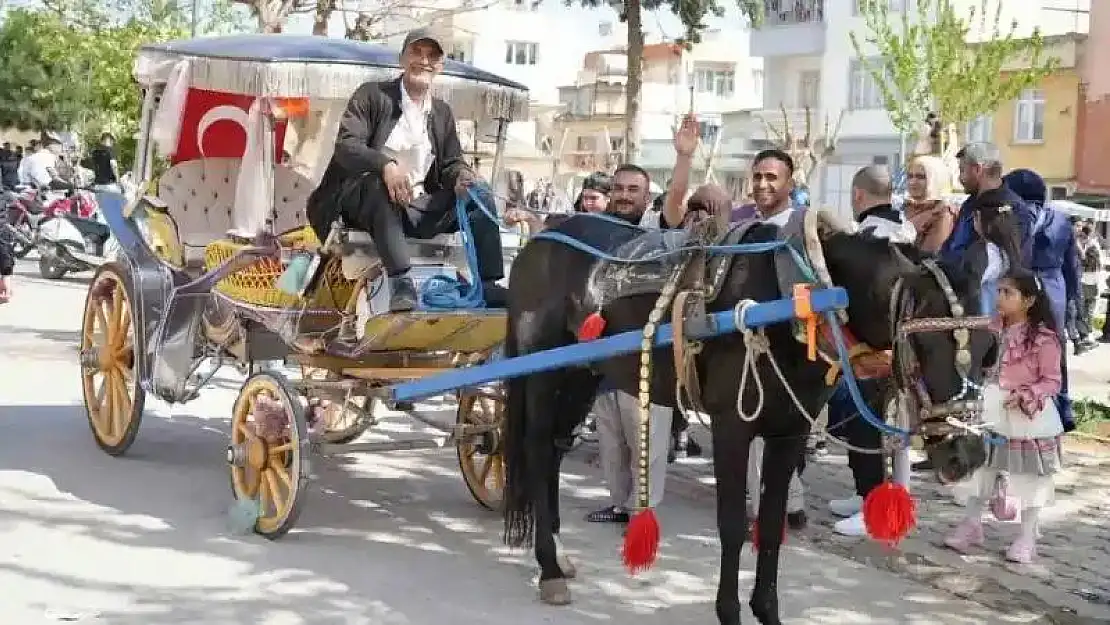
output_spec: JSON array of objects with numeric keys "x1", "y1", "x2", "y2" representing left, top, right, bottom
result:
[{"x1": 158, "y1": 157, "x2": 315, "y2": 266}]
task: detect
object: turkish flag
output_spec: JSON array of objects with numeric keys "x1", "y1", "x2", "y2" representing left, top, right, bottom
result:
[{"x1": 172, "y1": 88, "x2": 289, "y2": 164}]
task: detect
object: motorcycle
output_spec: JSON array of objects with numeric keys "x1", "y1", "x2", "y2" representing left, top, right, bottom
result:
[
  {"x1": 36, "y1": 191, "x2": 119, "y2": 279},
  {"x1": 3, "y1": 186, "x2": 46, "y2": 258}
]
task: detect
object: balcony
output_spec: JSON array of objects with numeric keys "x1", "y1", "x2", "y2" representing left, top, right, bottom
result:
[
  {"x1": 748, "y1": 107, "x2": 827, "y2": 146},
  {"x1": 750, "y1": 0, "x2": 826, "y2": 58}
]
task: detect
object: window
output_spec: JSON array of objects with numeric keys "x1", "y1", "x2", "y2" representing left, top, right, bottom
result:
[
  {"x1": 447, "y1": 46, "x2": 467, "y2": 63},
  {"x1": 575, "y1": 136, "x2": 597, "y2": 152},
  {"x1": 752, "y1": 69, "x2": 764, "y2": 102},
  {"x1": 694, "y1": 68, "x2": 735, "y2": 97},
  {"x1": 508, "y1": 0, "x2": 536, "y2": 11},
  {"x1": 1013, "y1": 89, "x2": 1045, "y2": 143},
  {"x1": 505, "y1": 41, "x2": 538, "y2": 66},
  {"x1": 697, "y1": 121, "x2": 721, "y2": 143},
  {"x1": 598, "y1": 21, "x2": 613, "y2": 36},
  {"x1": 848, "y1": 58, "x2": 885, "y2": 110},
  {"x1": 798, "y1": 70, "x2": 820, "y2": 107},
  {"x1": 853, "y1": 0, "x2": 906, "y2": 14},
  {"x1": 966, "y1": 114, "x2": 993, "y2": 143}
]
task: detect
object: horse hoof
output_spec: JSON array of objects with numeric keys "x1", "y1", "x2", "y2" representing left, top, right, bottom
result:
[
  {"x1": 539, "y1": 578, "x2": 572, "y2": 605},
  {"x1": 558, "y1": 555, "x2": 578, "y2": 579}
]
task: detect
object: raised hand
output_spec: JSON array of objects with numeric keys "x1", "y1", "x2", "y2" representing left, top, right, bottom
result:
[{"x1": 674, "y1": 113, "x2": 700, "y2": 157}]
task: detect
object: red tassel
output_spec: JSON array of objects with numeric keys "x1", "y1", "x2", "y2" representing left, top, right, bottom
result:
[
  {"x1": 749, "y1": 520, "x2": 787, "y2": 553},
  {"x1": 622, "y1": 508, "x2": 660, "y2": 574},
  {"x1": 577, "y1": 312, "x2": 606, "y2": 342},
  {"x1": 862, "y1": 481, "x2": 917, "y2": 547}
]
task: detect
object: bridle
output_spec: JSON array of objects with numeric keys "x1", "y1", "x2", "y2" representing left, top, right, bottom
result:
[{"x1": 890, "y1": 259, "x2": 996, "y2": 438}]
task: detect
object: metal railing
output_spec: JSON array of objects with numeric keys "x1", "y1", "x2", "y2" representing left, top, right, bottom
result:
[{"x1": 763, "y1": 0, "x2": 824, "y2": 26}]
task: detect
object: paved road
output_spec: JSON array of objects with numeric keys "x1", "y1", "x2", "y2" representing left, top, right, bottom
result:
[{"x1": 0, "y1": 259, "x2": 1082, "y2": 624}]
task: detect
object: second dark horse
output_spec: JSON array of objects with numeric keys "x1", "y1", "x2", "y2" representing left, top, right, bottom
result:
[{"x1": 499, "y1": 211, "x2": 998, "y2": 625}]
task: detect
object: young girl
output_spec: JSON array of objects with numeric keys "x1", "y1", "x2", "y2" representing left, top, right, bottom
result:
[{"x1": 945, "y1": 268, "x2": 1064, "y2": 563}]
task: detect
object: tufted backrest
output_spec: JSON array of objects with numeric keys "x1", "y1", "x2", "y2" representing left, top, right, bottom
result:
[{"x1": 157, "y1": 158, "x2": 314, "y2": 254}]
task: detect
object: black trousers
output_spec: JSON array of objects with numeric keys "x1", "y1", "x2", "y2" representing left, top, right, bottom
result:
[
  {"x1": 310, "y1": 172, "x2": 504, "y2": 282},
  {"x1": 826, "y1": 378, "x2": 886, "y2": 498}
]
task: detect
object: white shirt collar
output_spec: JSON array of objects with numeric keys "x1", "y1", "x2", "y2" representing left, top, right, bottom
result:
[{"x1": 399, "y1": 80, "x2": 431, "y2": 117}]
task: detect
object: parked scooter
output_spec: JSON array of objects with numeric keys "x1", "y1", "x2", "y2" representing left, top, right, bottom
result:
[
  {"x1": 36, "y1": 190, "x2": 119, "y2": 279},
  {"x1": 3, "y1": 186, "x2": 46, "y2": 258}
]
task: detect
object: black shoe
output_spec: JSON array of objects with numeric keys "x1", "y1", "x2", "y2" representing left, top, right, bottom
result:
[
  {"x1": 395, "y1": 401, "x2": 415, "y2": 411},
  {"x1": 481, "y1": 281, "x2": 508, "y2": 307},
  {"x1": 912, "y1": 459, "x2": 933, "y2": 472},
  {"x1": 787, "y1": 510, "x2": 807, "y2": 530},
  {"x1": 585, "y1": 505, "x2": 629, "y2": 524},
  {"x1": 1074, "y1": 341, "x2": 1091, "y2": 356},
  {"x1": 685, "y1": 435, "x2": 703, "y2": 457},
  {"x1": 388, "y1": 276, "x2": 418, "y2": 312}
]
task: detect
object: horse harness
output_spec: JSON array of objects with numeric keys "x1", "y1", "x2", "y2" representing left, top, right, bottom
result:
[{"x1": 890, "y1": 259, "x2": 996, "y2": 439}]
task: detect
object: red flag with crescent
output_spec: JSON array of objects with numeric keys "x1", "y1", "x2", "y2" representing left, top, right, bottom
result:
[{"x1": 172, "y1": 88, "x2": 289, "y2": 164}]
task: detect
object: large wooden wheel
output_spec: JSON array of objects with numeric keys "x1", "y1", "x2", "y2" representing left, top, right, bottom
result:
[
  {"x1": 228, "y1": 371, "x2": 310, "y2": 539},
  {"x1": 80, "y1": 263, "x2": 145, "y2": 456},
  {"x1": 456, "y1": 387, "x2": 506, "y2": 511}
]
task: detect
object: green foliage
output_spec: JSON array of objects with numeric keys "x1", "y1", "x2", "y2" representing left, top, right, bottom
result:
[
  {"x1": 0, "y1": 0, "x2": 250, "y2": 166},
  {"x1": 850, "y1": 0, "x2": 1059, "y2": 135},
  {"x1": 571, "y1": 0, "x2": 763, "y2": 41}
]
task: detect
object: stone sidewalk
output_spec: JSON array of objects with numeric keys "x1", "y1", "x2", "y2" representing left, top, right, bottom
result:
[
  {"x1": 1066, "y1": 342, "x2": 1110, "y2": 407},
  {"x1": 621, "y1": 435, "x2": 1110, "y2": 624}
]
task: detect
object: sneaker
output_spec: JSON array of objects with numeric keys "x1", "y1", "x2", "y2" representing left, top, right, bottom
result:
[
  {"x1": 585, "y1": 505, "x2": 629, "y2": 524},
  {"x1": 944, "y1": 519, "x2": 984, "y2": 553},
  {"x1": 1005, "y1": 536, "x2": 1036, "y2": 564},
  {"x1": 388, "y1": 276, "x2": 418, "y2": 312},
  {"x1": 833, "y1": 512, "x2": 868, "y2": 537},
  {"x1": 829, "y1": 495, "x2": 863, "y2": 518}
]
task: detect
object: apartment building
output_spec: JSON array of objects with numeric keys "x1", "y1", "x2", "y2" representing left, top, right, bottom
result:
[
  {"x1": 1076, "y1": 0, "x2": 1110, "y2": 199},
  {"x1": 554, "y1": 31, "x2": 763, "y2": 184},
  {"x1": 749, "y1": 0, "x2": 1090, "y2": 215}
]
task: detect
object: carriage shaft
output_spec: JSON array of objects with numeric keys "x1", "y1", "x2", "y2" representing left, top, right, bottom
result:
[{"x1": 385, "y1": 287, "x2": 848, "y2": 403}]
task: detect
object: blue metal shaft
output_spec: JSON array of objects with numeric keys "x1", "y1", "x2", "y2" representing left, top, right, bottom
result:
[{"x1": 386, "y1": 287, "x2": 848, "y2": 402}]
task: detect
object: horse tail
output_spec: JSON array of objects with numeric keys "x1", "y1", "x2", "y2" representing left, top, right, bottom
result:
[{"x1": 501, "y1": 315, "x2": 534, "y2": 548}]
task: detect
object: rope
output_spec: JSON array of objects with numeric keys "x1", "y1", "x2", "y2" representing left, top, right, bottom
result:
[{"x1": 417, "y1": 187, "x2": 488, "y2": 310}]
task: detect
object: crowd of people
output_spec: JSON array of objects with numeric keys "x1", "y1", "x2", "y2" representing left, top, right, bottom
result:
[{"x1": 0, "y1": 131, "x2": 123, "y2": 303}]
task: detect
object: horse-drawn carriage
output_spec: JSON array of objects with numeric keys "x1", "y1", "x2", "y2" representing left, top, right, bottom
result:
[{"x1": 79, "y1": 34, "x2": 531, "y2": 536}]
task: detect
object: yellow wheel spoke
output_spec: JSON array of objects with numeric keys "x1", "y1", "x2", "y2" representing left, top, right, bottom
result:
[
  {"x1": 269, "y1": 442, "x2": 292, "y2": 454},
  {"x1": 271, "y1": 464, "x2": 293, "y2": 491},
  {"x1": 103, "y1": 374, "x2": 118, "y2": 437},
  {"x1": 479, "y1": 454, "x2": 494, "y2": 483},
  {"x1": 263, "y1": 470, "x2": 285, "y2": 515},
  {"x1": 110, "y1": 282, "x2": 123, "y2": 338},
  {"x1": 111, "y1": 370, "x2": 131, "y2": 435},
  {"x1": 117, "y1": 309, "x2": 131, "y2": 347},
  {"x1": 95, "y1": 303, "x2": 109, "y2": 346}
]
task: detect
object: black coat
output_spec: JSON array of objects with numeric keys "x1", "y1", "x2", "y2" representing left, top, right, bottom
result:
[{"x1": 308, "y1": 77, "x2": 469, "y2": 215}]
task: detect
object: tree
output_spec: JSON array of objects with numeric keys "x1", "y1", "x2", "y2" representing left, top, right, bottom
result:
[
  {"x1": 309, "y1": 0, "x2": 502, "y2": 41},
  {"x1": 850, "y1": 0, "x2": 1059, "y2": 156},
  {"x1": 574, "y1": 0, "x2": 764, "y2": 163},
  {"x1": 757, "y1": 105, "x2": 843, "y2": 186}
]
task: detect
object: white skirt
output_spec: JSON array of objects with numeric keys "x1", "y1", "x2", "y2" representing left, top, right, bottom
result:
[{"x1": 954, "y1": 385, "x2": 1064, "y2": 509}]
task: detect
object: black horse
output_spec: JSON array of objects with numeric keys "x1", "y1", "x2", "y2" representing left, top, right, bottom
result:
[{"x1": 499, "y1": 211, "x2": 996, "y2": 625}]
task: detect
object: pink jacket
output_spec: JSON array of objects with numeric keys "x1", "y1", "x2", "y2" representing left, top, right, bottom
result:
[{"x1": 998, "y1": 322, "x2": 1062, "y2": 417}]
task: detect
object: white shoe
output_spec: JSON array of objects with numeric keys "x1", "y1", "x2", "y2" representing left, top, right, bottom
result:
[
  {"x1": 834, "y1": 512, "x2": 868, "y2": 537},
  {"x1": 829, "y1": 495, "x2": 862, "y2": 518}
]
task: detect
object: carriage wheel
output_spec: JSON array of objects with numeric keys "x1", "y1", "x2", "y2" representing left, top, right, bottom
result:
[
  {"x1": 80, "y1": 263, "x2": 146, "y2": 456},
  {"x1": 456, "y1": 386, "x2": 506, "y2": 511},
  {"x1": 228, "y1": 371, "x2": 310, "y2": 539},
  {"x1": 301, "y1": 367, "x2": 374, "y2": 445}
]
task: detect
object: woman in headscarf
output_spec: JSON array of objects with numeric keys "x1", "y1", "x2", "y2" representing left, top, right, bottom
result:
[
  {"x1": 903, "y1": 155, "x2": 957, "y2": 253},
  {"x1": 1002, "y1": 168, "x2": 1078, "y2": 432}
]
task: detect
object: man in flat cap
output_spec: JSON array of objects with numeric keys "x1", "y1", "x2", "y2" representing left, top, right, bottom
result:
[{"x1": 308, "y1": 28, "x2": 505, "y2": 311}]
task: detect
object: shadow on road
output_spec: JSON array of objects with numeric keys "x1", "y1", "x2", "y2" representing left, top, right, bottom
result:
[{"x1": 0, "y1": 403, "x2": 1012, "y2": 624}]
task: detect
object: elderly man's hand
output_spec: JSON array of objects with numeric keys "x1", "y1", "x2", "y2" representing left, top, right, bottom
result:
[
  {"x1": 383, "y1": 162, "x2": 412, "y2": 205},
  {"x1": 455, "y1": 169, "x2": 477, "y2": 197},
  {"x1": 503, "y1": 207, "x2": 541, "y2": 232}
]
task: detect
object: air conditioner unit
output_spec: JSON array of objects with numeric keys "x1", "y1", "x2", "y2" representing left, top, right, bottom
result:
[{"x1": 1050, "y1": 185, "x2": 1070, "y2": 200}]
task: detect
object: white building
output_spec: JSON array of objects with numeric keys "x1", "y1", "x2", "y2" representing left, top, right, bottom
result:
[
  {"x1": 556, "y1": 31, "x2": 763, "y2": 183},
  {"x1": 749, "y1": 0, "x2": 1090, "y2": 216}
]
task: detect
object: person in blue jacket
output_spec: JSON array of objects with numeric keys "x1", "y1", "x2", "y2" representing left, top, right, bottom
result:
[
  {"x1": 1001, "y1": 168, "x2": 1078, "y2": 432},
  {"x1": 939, "y1": 143, "x2": 1035, "y2": 269}
]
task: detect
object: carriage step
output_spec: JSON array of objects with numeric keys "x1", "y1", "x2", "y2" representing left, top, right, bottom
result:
[{"x1": 359, "y1": 310, "x2": 506, "y2": 353}]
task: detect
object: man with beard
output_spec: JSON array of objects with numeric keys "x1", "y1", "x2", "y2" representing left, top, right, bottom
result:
[
  {"x1": 307, "y1": 28, "x2": 504, "y2": 312},
  {"x1": 744, "y1": 148, "x2": 808, "y2": 529},
  {"x1": 940, "y1": 142, "x2": 1034, "y2": 268}
]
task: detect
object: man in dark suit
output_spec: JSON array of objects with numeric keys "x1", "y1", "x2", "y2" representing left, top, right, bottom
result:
[{"x1": 308, "y1": 28, "x2": 504, "y2": 312}]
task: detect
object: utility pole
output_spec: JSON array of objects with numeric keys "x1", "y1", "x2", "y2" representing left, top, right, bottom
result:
[{"x1": 190, "y1": 0, "x2": 199, "y2": 36}]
